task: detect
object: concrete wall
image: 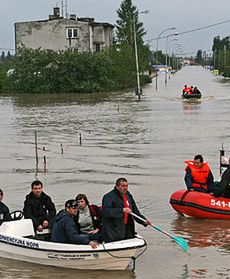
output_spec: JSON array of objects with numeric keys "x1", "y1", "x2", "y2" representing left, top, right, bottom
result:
[{"x1": 15, "y1": 18, "x2": 113, "y2": 52}]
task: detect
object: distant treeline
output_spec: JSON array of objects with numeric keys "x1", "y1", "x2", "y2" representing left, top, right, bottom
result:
[
  {"x1": 195, "y1": 36, "x2": 230, "y2": 78},
  {"x1": 0, "y1": 47, "x2": 151, "y2": 94}
]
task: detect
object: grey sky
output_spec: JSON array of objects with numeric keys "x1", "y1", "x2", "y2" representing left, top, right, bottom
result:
[{"x1": 1, "y1": 0, "x2": 230, "y2": 56}]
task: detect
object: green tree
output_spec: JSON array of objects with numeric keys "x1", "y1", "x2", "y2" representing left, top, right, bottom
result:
[
  {"x1": 116, "y1": 0, "x2": 146, "y2": 47},
  {"x1": 0, "y1": 65, "x2": 8, "y2": 91},
  {"x1": 195, "y1": 49, "x2": 203, "y2": 64},
  {"x1": 115, "y1": 0, "x2": 151, "y2": 88}
]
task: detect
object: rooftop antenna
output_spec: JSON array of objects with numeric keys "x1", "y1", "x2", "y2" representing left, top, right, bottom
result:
[
  {"x1": 61, "y1": 1, "x2": 64, "y2": 18},
  {"x1": 65, "y1": 0, "x2": 68, "y2": 18}
]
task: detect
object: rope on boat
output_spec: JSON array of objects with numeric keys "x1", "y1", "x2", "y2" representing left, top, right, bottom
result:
[{"x1": 101, "y1": 237, "x2": 147, "y2": 272}]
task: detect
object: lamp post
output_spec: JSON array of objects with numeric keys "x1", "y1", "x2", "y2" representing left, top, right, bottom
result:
[
  {"x1": 168, "y1": 38, "x2": 177, "y2": 79},
  {"x1": 165, "y1": 32, "x2": 177, "y2": 85},
  {"x1": 133, "y1": 10, "x2": 149, "y2": 100},
  {"x1": 155, "y1": 27, "x2": 175, "y2": 91}
]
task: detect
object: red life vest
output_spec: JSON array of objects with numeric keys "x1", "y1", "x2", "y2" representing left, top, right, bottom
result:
[
  {"x1": 183, "y1": 87, "x2": 192, "y2": 94},
  {"x1": 185, "y1": 160, "x2": 211, "y2": 191}
]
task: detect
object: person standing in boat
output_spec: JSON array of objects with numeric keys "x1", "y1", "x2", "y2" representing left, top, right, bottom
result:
[
  {"x1": 184, "y1": 155, "x2": 214, "y2": 193},
  {"x1": 102, "y1": 177, "x2": 151, "y2": 243},
  {"x1": 75, "y1": 193, "x2": 102, "y2": 242},
  {"x1": 23, "y1": 180, "x2": 56, "y2": 232},
  {"x1": 214, "y1": 165, "x2": 230, "y2": 198},
  {"x1": 51, "y1": 199, "x2": 98, "y2": 248},
  {"x1": 0, "y1": 189, "x2": 12, "y2": 225}
]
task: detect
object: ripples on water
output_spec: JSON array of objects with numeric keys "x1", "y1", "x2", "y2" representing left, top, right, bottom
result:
[{"x1": 1, "y1": 66, "x2": 230, "y2": 278}]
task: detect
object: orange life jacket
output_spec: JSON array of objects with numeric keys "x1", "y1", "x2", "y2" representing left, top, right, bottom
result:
[
  {"x1": 185, "y1": 160, "x2": 211, "y2": 191},
  {"x1": 183, "y1": 87, "x2": 193, "y2": 94}
]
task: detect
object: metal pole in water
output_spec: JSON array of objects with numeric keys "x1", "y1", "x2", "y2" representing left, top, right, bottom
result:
[
  {"x1": 43, "y1": 146, "x2": 46, "y2": 172},
  {"x1": 35, "y1": 131, "x2": 38, "y2": 171},
  {"x1": 79, "y1": 132, "x2": 82, "y2": 145}
]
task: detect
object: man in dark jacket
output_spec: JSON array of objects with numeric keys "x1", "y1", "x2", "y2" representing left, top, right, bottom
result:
[
  {"x1": 0, "y1": 189, "x2": 12, "y2": 225},
  {"x1": 214, "y1": 166, "x2": 230, "y2": 198},
  {"x1": 23, "y1": 180, "x2": 56, "y2": 232},
  {"x1": 102, "y1": 177, "x2": 151, "y2": 243},
  {"x1": 51, "y1": 199, "x2": 98, "y2": 248}
]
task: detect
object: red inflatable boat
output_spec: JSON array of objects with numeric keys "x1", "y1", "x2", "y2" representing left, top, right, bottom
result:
[{"x1": 170, "y1": 189, "x2": 230, "y2": 220}]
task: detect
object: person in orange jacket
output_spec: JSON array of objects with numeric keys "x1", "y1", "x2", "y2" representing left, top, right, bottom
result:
[{"x1": 184, "y1": 154, "x2": 214, "y2": 193}]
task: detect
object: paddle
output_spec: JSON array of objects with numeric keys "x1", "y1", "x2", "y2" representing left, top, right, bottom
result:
[{"x1": 131, "y1": 212, "x2": 189, "y2": 252}]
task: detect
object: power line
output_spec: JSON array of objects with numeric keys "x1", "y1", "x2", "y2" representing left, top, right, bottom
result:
[{"x1": 159, "y1": 18, "x2": 230, "y2": 40}]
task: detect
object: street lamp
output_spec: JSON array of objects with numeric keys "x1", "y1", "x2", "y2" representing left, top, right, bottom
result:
[
  {"x1": 155, "y1": 27, "x2": 175, "y2": 91},
  {"x1": 133, "y1": 10, "x2": 149, "y2": 100},
  {"x1": 167, "y1": 38, "x2": 178, "y2": 79},
  {"x1": 165, "y1": 32, "x2": 177, "y2": 85}
]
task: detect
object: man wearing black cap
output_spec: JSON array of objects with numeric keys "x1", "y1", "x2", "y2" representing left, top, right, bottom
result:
[{"x1": 51, "y1": 199, "x2": 98, "y2": 248}]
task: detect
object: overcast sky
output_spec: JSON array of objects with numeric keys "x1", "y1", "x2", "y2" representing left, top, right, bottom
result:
[{"x1": 1, "y1": 0, "x2": 230, "y2": 56}]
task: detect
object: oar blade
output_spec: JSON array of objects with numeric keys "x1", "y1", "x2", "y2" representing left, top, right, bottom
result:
[{"x1": 172, "y1": 236, "x2": 189, "y2": 252}]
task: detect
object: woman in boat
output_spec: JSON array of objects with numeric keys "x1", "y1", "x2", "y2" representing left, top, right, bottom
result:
[
  {"x1": 75, "y1": 194, "x2": 102, "y2": 242},
  {"x1": 184, "y1": 154, "x2": 214, "y2": 193},
  {"x1": 0, "y1": 189, "x2": 12, "y2": 225}
]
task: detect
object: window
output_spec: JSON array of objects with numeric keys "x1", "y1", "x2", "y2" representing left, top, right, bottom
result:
[
  {"x1": 95, "y1": 44, "x2": 100, "y2": 52},
  {"x1": 66, "y1": 28, "x2": 78, "y2": 39}
]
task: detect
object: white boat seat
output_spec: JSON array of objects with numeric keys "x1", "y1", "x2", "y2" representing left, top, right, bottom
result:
[{"x1": 0, "y1": 219, "x2": 35, "y2": 237}]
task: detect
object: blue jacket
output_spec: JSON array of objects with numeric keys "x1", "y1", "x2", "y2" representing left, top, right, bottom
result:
[
  {"x1": 51, "y1": 210, "x2": 91, "y2": 244},
  {"x1": 102, "y1": 187, "x2": 147, "y2": 242}
]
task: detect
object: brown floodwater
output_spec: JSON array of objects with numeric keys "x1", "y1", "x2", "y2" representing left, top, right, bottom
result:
[{"x1": 0, "y1": 66, "x2": 230, "y2": 278}]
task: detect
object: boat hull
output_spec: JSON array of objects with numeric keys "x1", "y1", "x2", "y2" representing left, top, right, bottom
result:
[
  {"x1": 0, "y1": 220, "x2": 146, "y2": 270},
  {"x1": 170, "y1": 189, "x2": 230, "y2": 219},
  {"x1": 182, "y1": 94, "x2": 201, "y2": 99}
]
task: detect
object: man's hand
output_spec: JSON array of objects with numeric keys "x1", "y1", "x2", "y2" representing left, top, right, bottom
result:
[
  {"x1": 123, "y1": 208, "x2": 132, "y2": 214},
  {"x1": 89, "y1": 241, "x2": 98, "y2": 249},
  {"x1": 37, "y1": 225, "x2": 43, "y2": 232},
  {"x1": 88, "y1": 228, "x2": 99, "y2": 234},
  {"x1": 145, "y1": 220, "x2": 152, "y2": 226}
]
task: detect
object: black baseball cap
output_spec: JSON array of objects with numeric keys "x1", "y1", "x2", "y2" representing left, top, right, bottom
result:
[{"x1": 65, "y1": 199, "x2": 78, "y2": 208}]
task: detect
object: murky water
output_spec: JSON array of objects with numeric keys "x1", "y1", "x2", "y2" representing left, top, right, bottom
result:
[{"x1": 0, "y1": 66, "x2": 230, "y2": 278}]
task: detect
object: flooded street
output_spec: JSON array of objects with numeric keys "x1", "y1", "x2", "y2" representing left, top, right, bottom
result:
[{"x1": 0, "y1": 66, "x2": 230, "y2": 278}]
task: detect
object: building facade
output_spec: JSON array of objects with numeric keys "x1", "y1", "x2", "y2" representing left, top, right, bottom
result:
[{"x1": 15, "y1": 8, "x2": 114, "y2": 52}]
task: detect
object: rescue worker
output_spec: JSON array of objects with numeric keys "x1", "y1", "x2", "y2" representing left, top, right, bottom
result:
[
  {"x1": 182, "y1": 85, "x2": 192, "y2": 96},
  {"x1": 102, "y1": 177, "x2": 151, "y2": 243},
  {"x1": 184, "y1": 154, "x2": 214, "y2": 193},
  {"x1": 193, "y1": 87, "x2": 201, "y2": 95},
  {"x1": 214, "y1": 165, "x2": 230, "y2": 198}
]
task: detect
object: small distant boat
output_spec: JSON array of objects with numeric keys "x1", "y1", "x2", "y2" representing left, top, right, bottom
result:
[
  {"x1": 170, "y1": 189, "x2": 230, "y2": 220},
  {"x1": 0, "y1": 219, "x2": 147, "y2": 270}
]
